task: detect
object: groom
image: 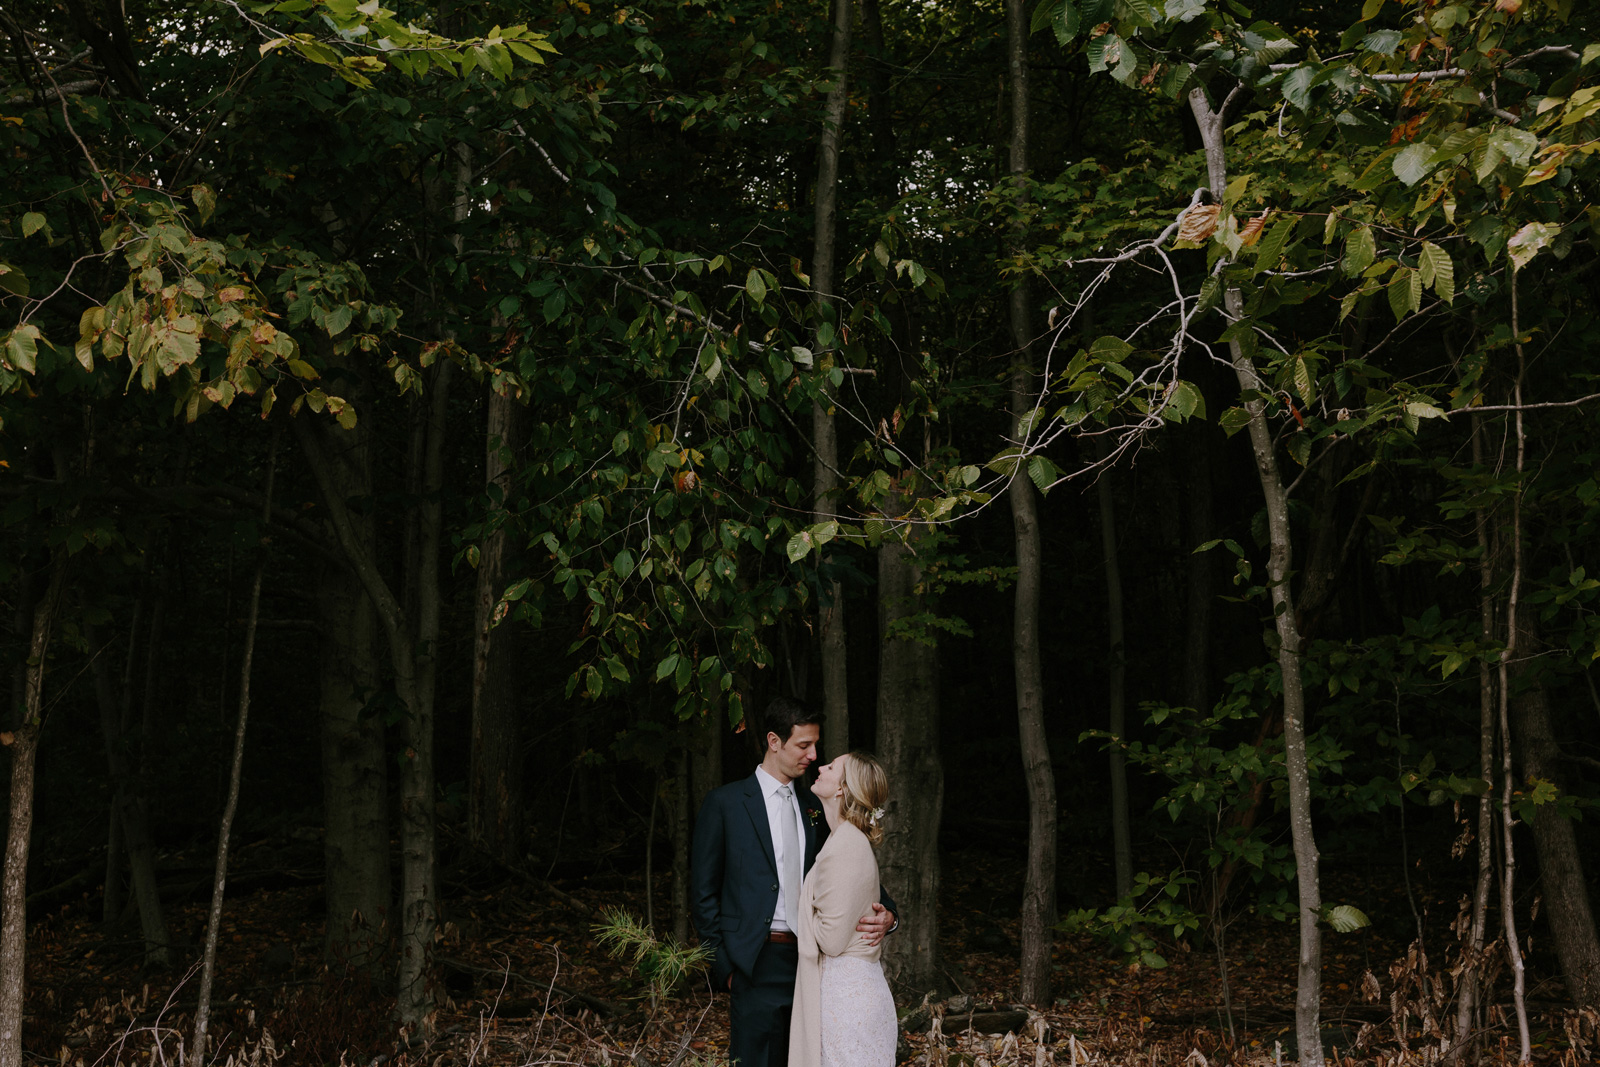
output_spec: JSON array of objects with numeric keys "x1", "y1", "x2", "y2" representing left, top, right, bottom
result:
[{"x1": 690, "y1": 696, "x2": 897, "y2": 1067}]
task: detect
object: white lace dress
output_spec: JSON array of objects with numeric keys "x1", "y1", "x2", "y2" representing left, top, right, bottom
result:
[
  {"x1": 789, "y1": 821, "x2": 897, "y2": 1067},
  {"x1": 818, "y1": 954, "x2": 896, "y2": 1067}
]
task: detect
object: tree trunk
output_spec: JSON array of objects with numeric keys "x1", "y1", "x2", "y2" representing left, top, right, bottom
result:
[
  {"x1": 0, "y1": 553, "x2": 67, "y2": 1067},
  {"x1": 1181, "y1": 419, "x2": 1215, "y2": 716},
  {"x1": 1497, "y1": 281, "x2": 1532, "y2": 1064},
  {"x1": 319, "y1": 562, "x2": 390, "y2": 971},
  {"x1": 1189, "y1": 86, "x2": 1322, "y2": 1066},
  {"x1": 97, "y1": 602, "x2": 139, "y2": 930},
  {"x1": 1004, "y1": 0, "x2": 1056, "y2": 1007},
  {"x1": 396, "y1": 357, "x2": 452, "y2": 1030},
  {"x1": 1455, "y1": 416, "x2": 1498, "y2": 1054},
  {"x1": 470, "y1": 387, "x2": 525, "y2": 864},
  {"x1": 1096, "y1": 457, "x2": 1131, "y2": 900},
  {"x1": 811, "y1": 0, "x2": 852, "y2": 763},
  {"x1": 102, "y1": 802, "x2": 123, "y2": 927},
  {"x1": 875, "y1": 521, "x2": 943, "y2": 998},
  {"x1": 1512, "y1": 616, "x2": 1600, "y2": 1007},
  {"x1": 858, "y1": 0, "x2": 895, "y2": 201},
  {"x1": 670, "y1": 747, "x2": 692, "y2": 943},
  {"x1": 88, "y1": 618, "x2": 170, "y2": 967},
  {"x1": 192, "y1": 437, "x2": 276, "y2": 1064},
  {"x1": 689, "y1": 711, "x2": 723, "y2": 817}
]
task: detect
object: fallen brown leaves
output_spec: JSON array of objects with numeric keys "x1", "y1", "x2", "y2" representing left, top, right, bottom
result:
[{"x1": 18, "y1": 842, "x2": 1588, "y2": 1065}]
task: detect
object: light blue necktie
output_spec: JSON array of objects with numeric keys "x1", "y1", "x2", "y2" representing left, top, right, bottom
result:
[{"x1": 779, "y1": 785, "x2": 801, "y2": 931}]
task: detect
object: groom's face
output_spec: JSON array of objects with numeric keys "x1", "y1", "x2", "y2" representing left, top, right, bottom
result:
[{"x1": 765, "y1": 723, "x2": 820, "y2": 784}]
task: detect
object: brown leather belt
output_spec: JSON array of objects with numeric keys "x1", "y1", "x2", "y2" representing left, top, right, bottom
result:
[{"x1": 767, "y1": 930, "x2": 798, "y2": 945}]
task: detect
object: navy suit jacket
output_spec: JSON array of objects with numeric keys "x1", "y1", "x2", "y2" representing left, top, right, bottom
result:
[{"x1": 690, "y1": 771, "x2": 896, "y2": 987}]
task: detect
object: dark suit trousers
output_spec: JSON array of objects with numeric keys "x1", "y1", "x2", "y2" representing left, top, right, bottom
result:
[{"x1": 728, "y1": 939, "x2": 799, "y2": 1067}]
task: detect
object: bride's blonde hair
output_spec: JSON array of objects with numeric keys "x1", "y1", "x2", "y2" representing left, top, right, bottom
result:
[{"x1": 837, "y1": 751, "x2": 889, "y2": 846}]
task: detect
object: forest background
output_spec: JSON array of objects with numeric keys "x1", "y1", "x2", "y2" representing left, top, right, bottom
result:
[{"x1": 3, "y1": 0, "x2": 1600, "y2": 1064}]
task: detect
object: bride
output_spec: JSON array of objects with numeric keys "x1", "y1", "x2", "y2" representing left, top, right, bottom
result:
[{"x1": 788, "y1": 751, "x2": 897, "y2": 1067}]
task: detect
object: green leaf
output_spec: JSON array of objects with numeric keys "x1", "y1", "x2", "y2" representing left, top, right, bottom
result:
[
  {"x1": 1342, "y1": 226, "x2": 1375, "y2": 277},
  {"x1": 0, "y1": 262, "x2": 28, "y2": 297},
  {"x1": 1280, "y1": 65, "x2": 1315, "y2": 111},
  {"x1": 1387, "y1": 266, "x2": 1418, "y2": 321},
  {"x1": 655, "y1": 654, "x2": 679, "y2": 681},
  {"x1": 1327, "y1": 905, "x2": 1370, "y2": 933},
  {"x1": 1507, "y1": 222, "x2": 1558, "y2": 272},
  {"x1": 1405, "y1": 400, "x2": 1447, "y2": 420},
  {"x1": 4, "y1": 324, "x2": 41, "y2": 374},
  {"x1": 1089, "y1": 334, "x2": 1134, "y2": 363},
  {"x1": 1392, "y1": 143, "x2": 1435, "y2": 186},
  {"x1": 1254, "y1": 217, "x2": 1295, "y2": 271},
  {"x1": 1419, "y1": 242, "x2": 1454, "y2": 304},
  {"x1": 21, "y1": 212, "x2": 47, "y2": 238},
  {"x1": 745, "y1": 267, "x2": 767, "y2": 305},
  {"x1": 1166, "y1": 380, "x2": 1205, "y2": 422},
  {"x1": 1293, "y1": 355, "x2": 1315, "y2": 405},
  {"x1": 1052, "y1": 0, "x2": 1080, "y2": 44},
  {"x1": 986, "y1": 446, "x2": 1023, "y2": 476},
  {"x1": 1027, "y1": 454, "x2": 1057, "y2": 493},
  {"x1": 192, "y1": 184, "x2": 217, "y2": 223},
  {"x1": 1218, "y1": 407, "x2": 1254, "y2": 437},
  {"x1": 785, "y1": 529, "x2": 812, "y2": 563},
  {"x1": 1116, "y1": 0, "x2": 1157, "y2": 27},
  {"x1": 1080, "y1": 0, "x2": 1114, "y2": 24},
  {"x1": 1339, "y1": 285, "x2": 1367, "y2": 323},
  {"x1": 1426, "y1": 128, "x2": 1482, "y2": 167},
  {"x1": 1362, "y1": 29, "x2": 1402, "y2": 55},
  {"x1": 614, "y1": 548, "x2": 635, "y2": 580}
]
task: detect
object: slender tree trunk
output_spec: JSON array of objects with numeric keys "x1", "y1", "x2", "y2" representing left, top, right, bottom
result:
[
  {"x1": 98, "y1": 602, "x2": 141, "y2": 930},
  {"x1": 319, "y1": 562, "x2": 390, "y2": 971},
  {"x1": 192, "y1": 437, "x2": 277, "y2": 1064},
  {"x1": 470, "y1": 388, "x2": 525, "y2": 863},
  {"x1": 1181, "y1": 419, "x2": 1215, "y2": 716},
  {"x1": 0, "y1": 553, "x2": 67, "y2": 1067},
  {"x1": 1189, "y1": 86, "x2": 1322, "y2": 1066},
  {"x1": 102, "y1": 802, "x2": 124, "y2": 926},
  {"x1": 1512, "y1": 616, "x2": 1600, "y2": 1007},
  {"x1": 689, "y1": 711, "x2": 723, "y2": 817},
  {"x1": 1455, "y1": 417, "x2": 1498, "y2": 1055},
  {"x1": 1096, "y1": 457, "x2": 1131, "y2": 900},
  {"x1": 1005, "y1": 0, "x2": 1057, "y2": 1007},
  {"x1": 396, "y1": 357, "x2": 452, "y2": 1030},
  {"x1": 305, "y1": 362, "x2": 392, "y2": 973},
  {"x1": 89, "y1": 618, "x2": 170, "y2": 967},
  {"x1": 811, "y1": 0, "x2": 852, "y2": 762},
  {"x1": 876, "y1": 512, "x2": 943, "y2": 997},
  {"x1": 670, "y1": 747, "x2": 692, "y2": 943},
  {"x1": 1497, "y1": 277, "x2": 1532, "y2": 1064},
  {"x1": 858, "y1": 0, "x2": 895, "y2": 200}
]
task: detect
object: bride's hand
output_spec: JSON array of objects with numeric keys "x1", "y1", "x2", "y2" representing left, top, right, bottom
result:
[{"x1": 855, "y1": 902, "x2": 896, "y2": 947}]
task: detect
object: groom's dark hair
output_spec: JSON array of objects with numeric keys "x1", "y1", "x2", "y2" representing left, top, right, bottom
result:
[{"x1": 761, "y1": 695, "x2": 823, "y2": 745}]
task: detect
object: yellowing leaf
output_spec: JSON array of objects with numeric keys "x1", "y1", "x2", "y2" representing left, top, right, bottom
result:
[
  {"x1": 1174, "y1": 203, "x2": 1221, "y2": 246},
  {"x1": 1507, "y1": 221, "x2": 1558, "y2": 271},
  {"x1": 1238, "y1": 211, "x2": 1271, "y2": 246}
]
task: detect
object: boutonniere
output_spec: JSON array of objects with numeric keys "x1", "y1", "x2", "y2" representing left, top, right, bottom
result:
[{"x1": 805, "y1": 806, "x2": 822, "y2": 829}]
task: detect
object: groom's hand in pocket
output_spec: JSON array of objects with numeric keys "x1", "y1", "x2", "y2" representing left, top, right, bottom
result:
[{"x1": 855, "y1": 902, "x2": 896, "y2": 947}]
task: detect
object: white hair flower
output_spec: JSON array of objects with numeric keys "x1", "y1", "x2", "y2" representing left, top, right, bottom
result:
[{"x1": 870, "y1": 807, "x2": 885, "y2": 826}]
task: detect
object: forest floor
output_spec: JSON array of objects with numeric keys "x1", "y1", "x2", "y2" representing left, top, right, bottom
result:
[{"x1": 19, "y1": 838, "x2": 1597, "y2": 1067}]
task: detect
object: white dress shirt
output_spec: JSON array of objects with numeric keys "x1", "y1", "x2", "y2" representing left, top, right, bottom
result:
[{"x1": 754, "y1": 765, "x2": 808, "y2": 932}]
